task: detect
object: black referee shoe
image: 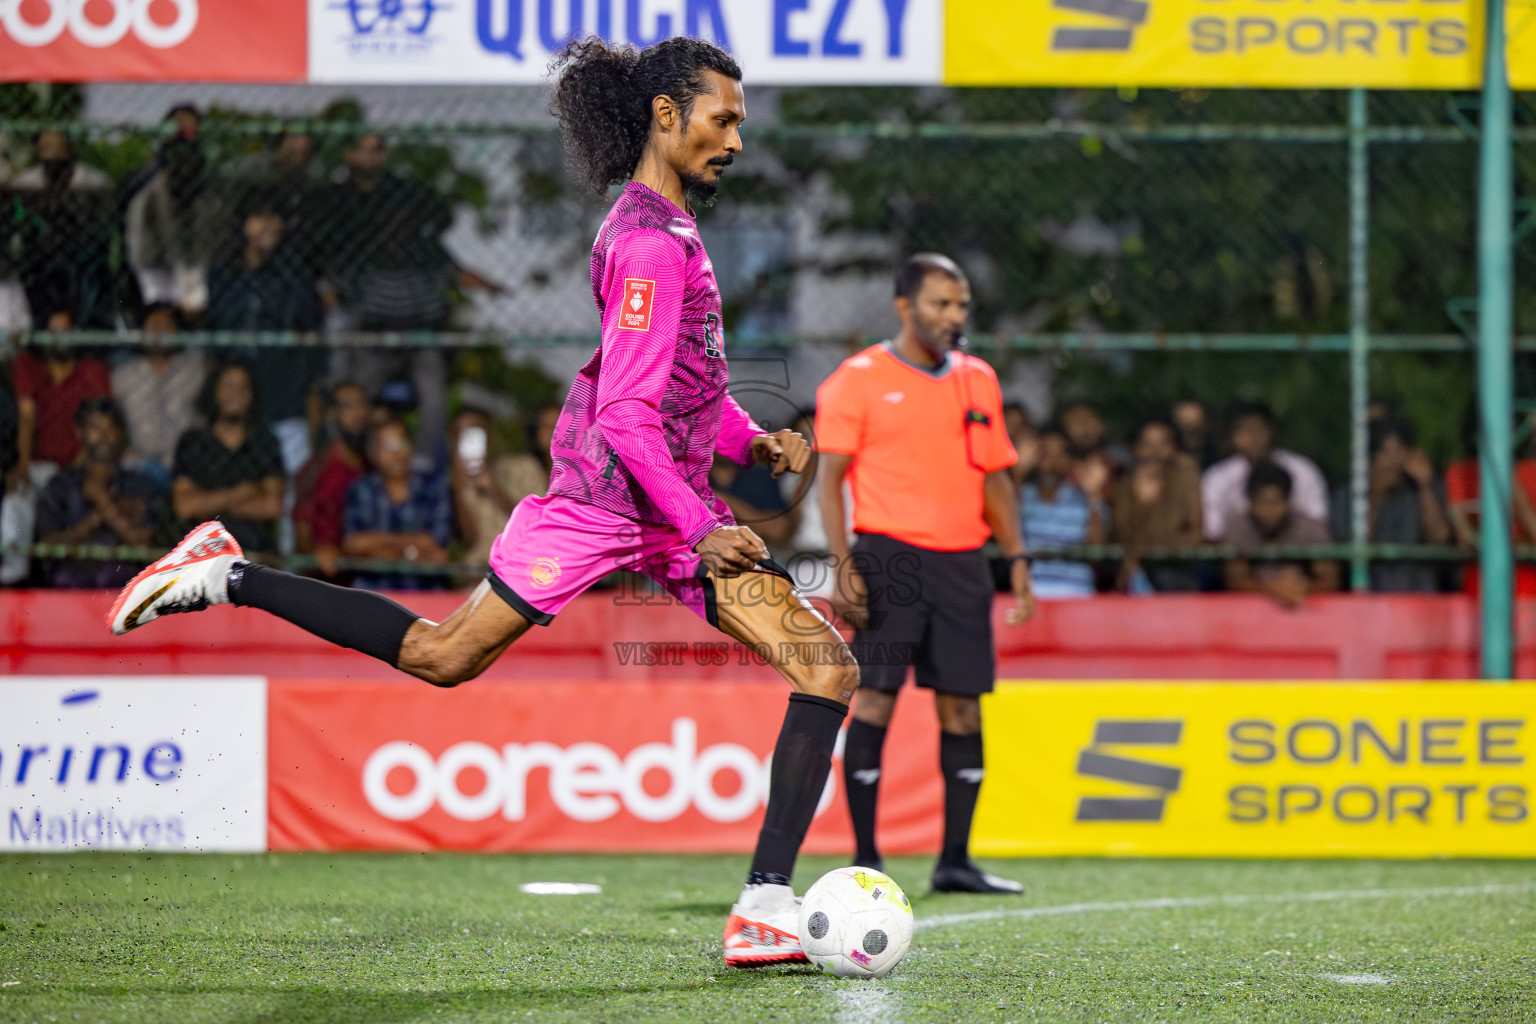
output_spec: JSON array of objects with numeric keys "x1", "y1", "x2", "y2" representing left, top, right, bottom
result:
[{"x1": 931, "y1": 860, "x2": 1025, "y2": 895}]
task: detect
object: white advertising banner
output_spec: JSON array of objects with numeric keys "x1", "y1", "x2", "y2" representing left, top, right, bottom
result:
[
  {"x1": 1, "y1": 678, "x2": 267, "y2": 853},
  {"x1": 308, "y1": 0, "x2": 942, "y2": 85}
]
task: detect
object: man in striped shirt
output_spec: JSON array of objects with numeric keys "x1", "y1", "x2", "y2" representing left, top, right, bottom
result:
[{"x1": 1021, "y1": 427, "x2": 1105, "y2": 598}]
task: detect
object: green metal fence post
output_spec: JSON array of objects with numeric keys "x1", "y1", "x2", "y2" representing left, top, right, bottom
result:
[
  {"x1": 1480, "y1": 0, "x2": 1516, "y2": 680},
  {"x1": 1349, "y1": 89, "x2": 1371, "y2": 592}
]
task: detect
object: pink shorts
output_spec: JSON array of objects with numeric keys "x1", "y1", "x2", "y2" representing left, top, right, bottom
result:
[{"x1": 487, "y1": 494, "x2": 712, "y2": 624}]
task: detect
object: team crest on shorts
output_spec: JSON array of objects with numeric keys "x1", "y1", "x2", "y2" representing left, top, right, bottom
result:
[{"x1": 529, "y1": 557, "x2": 561, "y2": 589}]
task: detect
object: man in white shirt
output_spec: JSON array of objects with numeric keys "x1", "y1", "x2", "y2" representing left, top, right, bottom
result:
[{"x1": 1202, "y1": 401, "x2": 1328, "y2": 540}]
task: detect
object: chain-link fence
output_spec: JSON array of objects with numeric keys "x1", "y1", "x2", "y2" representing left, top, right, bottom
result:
[{"x1": 0, "y1": 83, "x2": 1528, "y2": 591}]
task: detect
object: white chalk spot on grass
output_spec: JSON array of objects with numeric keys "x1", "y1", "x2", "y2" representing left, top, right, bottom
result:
[
  {"x1": 918, "y1": 882, "x2": 1535, "y2": 931},
  {"x1": 834, "y1": 981, "x2": 898, "y2": 1024},
  {"x1": 519, "y1": 882, "x2": 602, "y2": 895},
  {"x1": 1321, "y1": 973, "x2": 1394, "y2": 985}
]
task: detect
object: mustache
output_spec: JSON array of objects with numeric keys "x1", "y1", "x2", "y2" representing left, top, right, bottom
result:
[{"x1": 708, "y1": 155, "x2": 734, "y2": 168}]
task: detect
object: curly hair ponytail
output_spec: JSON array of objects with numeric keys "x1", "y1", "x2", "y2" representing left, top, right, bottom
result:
[{"x1": 550, "y1": 35, "x2": 741, "y2": 196}]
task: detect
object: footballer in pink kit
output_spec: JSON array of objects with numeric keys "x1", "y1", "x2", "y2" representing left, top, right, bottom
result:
[
  {"x1": 108, "y1": 36, "x2": 858, "y2": 969},
  {"x1": 489, "y1": 178, "x2": 765, "y2": 625}
]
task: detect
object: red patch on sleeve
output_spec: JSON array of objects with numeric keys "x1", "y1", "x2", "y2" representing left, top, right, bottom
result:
[{"x1": 617, "y1": 278, "x2": 656, "y2": 332}]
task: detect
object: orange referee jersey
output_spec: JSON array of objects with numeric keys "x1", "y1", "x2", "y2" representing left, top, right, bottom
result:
[{"x1": 815, "y1": 342, "x2": 1017, "y2": 551}]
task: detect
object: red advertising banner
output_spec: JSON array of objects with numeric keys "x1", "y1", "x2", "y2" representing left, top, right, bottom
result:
[
  {"x1": 268, "y1": 679, "x2": 943, "y2": 855},
  {"x1": 0, "y1": 0, "x2": 307, "y2": 82}
]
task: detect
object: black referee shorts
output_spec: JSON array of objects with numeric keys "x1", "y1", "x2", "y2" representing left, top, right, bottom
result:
[{"x1": 851, "y1": 532, "x2": 996, "y2": 698}]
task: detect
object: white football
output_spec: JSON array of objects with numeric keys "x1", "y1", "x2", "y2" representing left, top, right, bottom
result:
[{"x1": 797, "y1": 866, "x2": 914, "y2": 979}]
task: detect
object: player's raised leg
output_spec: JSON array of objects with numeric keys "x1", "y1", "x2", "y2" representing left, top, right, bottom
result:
[
  {"x1": 709, "y1": 567, "x2": 858, "y2": 968},
  {"x1": 109, "y1": 520, "x2": 531, "y2": 686}
]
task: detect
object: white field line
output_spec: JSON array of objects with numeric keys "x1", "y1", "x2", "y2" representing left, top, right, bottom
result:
[{"x1": 917, "y1": 882, "x2": 1536, "y2": 931}]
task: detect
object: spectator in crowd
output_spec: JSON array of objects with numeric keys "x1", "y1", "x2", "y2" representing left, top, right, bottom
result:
[
  {"x1": 222, "y1": 131, "x2": 320, "y2": 236},
  {"x1": 1113, "y1": 416, "x2": 1203, "y2": 592},
  {"x1": 316, "y1": 132, "x2": 452, "y2": 465},
  {"x1": 1003, "y1": 402, "x2": 1039, "y2": 487},
  {"x1": 1224, "y1": 460, "x2": 1339, "y2": 608},
  {"x1": 451, "y1": 403, "x2": 556, "y2": 570},
  {"x1": 8, "y1": 130, "x2": 116, "y2": 328},
  {"x1": 125, "y1": 131, "x2": 231, "y2": 318},
  {"x1": 1172, "y1": 398, "x2": 1219, "y2": 469},
  {"x1": 206, "y1": 201, "x2": 322, "y2": 334},
  {"x1": 1338, "y1": 416, "x2": 1450, "y2": 592},
  {"x1": 207, "y1": 199, "x2": 327, "y2": 471},
  {"x1": 1445, "y1": 417, "x2": 1536, "y2": 597},
  {"x1": 111, "y1": 303, "x2": 205, "y2": 486},
  {"x1": 8, "y1": 130, "x2": 113, "y2": 193},
  {"x1": 315, "y1": 132, "x2": 455, "y2": 330},
  {"x1": 35, "y1": 397, "x2": 164, "y2": 588},
  {"x1": 122, "y1": 103, "x2": 201, "y2": 202},
  {"x1": 10, "y1": 313, "x2": 110, "y2": 489},
  {"x1": 171, "y1": 362, "x2": 284, "y2": 555},
  {"x1": 1021, "y1": 426, "x2": 1105, "y2": 598},
  {"x1": 710, "y1": 453, "x2": 801, "y2": 557},
  {"x1": 1058, "y1": 399, "x2": 1124, "y2": 490},
  {"x1": 343, "y1": 415, "x2": 452, "y2": 590},
  {"x1": 293, "y1": 382, "x2": 371, "y2": 578},
  {"x1": 1202, "y1": 401, "x2": 1328, "y2": 541}
]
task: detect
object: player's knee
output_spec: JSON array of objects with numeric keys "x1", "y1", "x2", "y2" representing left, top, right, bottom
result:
[
  {"x1": 802, "y1": 659, "x2": 858, "y2": 705},
  {"x1": 937, "y1": 694, "x2": 982, "y2": 733}
]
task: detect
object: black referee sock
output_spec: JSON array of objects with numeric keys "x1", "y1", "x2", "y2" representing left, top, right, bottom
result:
[
  {"x1": 842, "y1": 718, "x2": 888, "y2": 866},
  {"x1": 227, "y1": 562, "x2": 421, "y2": 668},
  {"x1": 748, "y1": 692, "x2": 848, "y2": 883},
  {"x1": 939, "y1": 731, "x2": 985, "y2": 866}
]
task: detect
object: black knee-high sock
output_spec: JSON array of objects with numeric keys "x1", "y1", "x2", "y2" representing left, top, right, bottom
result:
[
  {"x1": 842, "y1": 718, "x2": 888, "y2": 866},
  {"x1": 228, "y1": 562, "x2": 420, "y2": 667},
  {"x1": 748, "y1": 693, "x2": 847, "y2": 885},
  {"x1": 939, "y1": 731, "x2": 984, "y2": 866}
]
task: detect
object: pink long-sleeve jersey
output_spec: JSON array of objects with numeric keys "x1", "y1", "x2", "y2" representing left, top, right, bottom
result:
[{"x1": 547, "y1": 181, "x2": 762, "y2": 547}]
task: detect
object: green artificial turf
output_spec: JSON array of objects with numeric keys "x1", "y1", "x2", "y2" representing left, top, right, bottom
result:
[{"x1": 0, "y1": 854, "x2": 1532, "y2": 1023}]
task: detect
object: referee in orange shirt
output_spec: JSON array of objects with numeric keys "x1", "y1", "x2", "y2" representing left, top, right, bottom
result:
[{"x1": 815, "y1": 252, "x2": 1035, "y2": 894}]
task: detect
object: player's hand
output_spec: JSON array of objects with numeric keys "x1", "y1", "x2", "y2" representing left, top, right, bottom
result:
[
  {"x1": 751, "y1": 430, "x2": 811, "y2": 478},
  {"x1": 1006, "y1": 558, "x2": 1037, "y2": 626},
  {"x1": 832, "y1": 555, "x2": 869, "y2": 631},
  {"x1": 695, "y1": 525, "x2": 768, "y2": 578}
]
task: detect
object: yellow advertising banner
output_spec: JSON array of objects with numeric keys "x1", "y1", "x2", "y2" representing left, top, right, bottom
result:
[
  {"x1": 973, "y1": 682, "x2": 1536, "y2": 857},
  {"x1": 946, "y1": 0, "x2": 1536, "y2": 90}
]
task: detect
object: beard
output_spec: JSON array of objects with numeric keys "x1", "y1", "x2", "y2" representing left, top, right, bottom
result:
[
  {"x1": 339, "y1": 427, "x2": 367, "y2": 456},
  {"x1": 914, "y1": 319, "x2": 961, "y2": 358},
  {"x1": 681, "y1": 170, "x2": 720, "y2": 208},
  {"x1": 682, "y1": 156, "x2": 733, "y2": 208}
]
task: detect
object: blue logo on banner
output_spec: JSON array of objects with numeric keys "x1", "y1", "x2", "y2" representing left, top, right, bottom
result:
[
  {"x1": 334, "y1": 0, "x2": 448, "y2": 56},
  {"x1": 475, "y1": 0, "x2": 732, "y2": 63}
]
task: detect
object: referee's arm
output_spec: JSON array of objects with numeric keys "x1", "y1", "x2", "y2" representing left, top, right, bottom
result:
[
  {"x1": 984, "y1": 470, "x2": 1036, "y2": 626},
  {"x1": 819, "y1": 450, "x2": 868, "y2": 630}
]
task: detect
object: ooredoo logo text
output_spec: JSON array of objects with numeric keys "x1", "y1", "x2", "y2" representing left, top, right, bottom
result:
[
  {"x1": 362, "y1": 718, "x2": 831, "y2": 825},
  {"x1": 0, "y1": 0, "x2": 199, "y2": 48}
]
